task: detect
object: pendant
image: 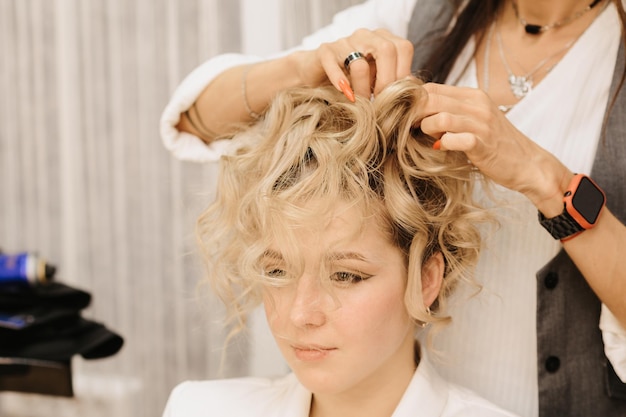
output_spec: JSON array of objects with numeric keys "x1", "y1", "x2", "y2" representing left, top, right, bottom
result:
[
  {"x1": 508, "y1": 74, "x2": 533, "y2": 99},
  {"x1": 524, "y1": 24, "x2": 542, "y2": 35}
]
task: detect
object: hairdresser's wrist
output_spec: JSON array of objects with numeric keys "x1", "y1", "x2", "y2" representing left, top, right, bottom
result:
[
  {"x1": 290, "y1": 49, "x2": 332, "y2": 89},
  {"x1": 244, "y1": 55, "x2": 305, "y2": 115},
  {"x1": 524, "y1": 160, "x2": 574, "y2": 219}
]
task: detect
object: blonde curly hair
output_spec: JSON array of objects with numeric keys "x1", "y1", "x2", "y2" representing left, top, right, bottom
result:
[{"x1": 197, "y1": 77, "x2": 488, "y2": 343}]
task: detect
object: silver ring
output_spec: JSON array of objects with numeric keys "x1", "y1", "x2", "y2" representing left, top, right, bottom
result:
[{"x1": 343, "y1": 51, "x2": 366, "y2": 71}]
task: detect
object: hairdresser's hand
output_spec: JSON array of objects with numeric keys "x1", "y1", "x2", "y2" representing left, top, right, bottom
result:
[
  {"x1": 295, "y1": 28, "x2": 414, "y2": 101},
  {"x1": 420, "y1": 83, "x2": 572, "y2": 217}
]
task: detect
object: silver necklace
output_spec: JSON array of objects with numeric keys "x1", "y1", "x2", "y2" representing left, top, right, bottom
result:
[
  {"x1": 482, "y1": 1, "x2": 607, "y2": 111},
  {"x1": 483, "y1": 23, "x2": 515, "y2": 112},
  {"x1": 512, "y1": 0, "x2": 602, "y2": 35},
  {"x1": 495, "y1": 22, "x2": 577, "y2": 99}
]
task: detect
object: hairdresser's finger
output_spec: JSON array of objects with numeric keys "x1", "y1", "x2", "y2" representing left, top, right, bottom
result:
[
  {"x1": 341, "y1": 28, "x2": 415, "y2": 96},
  {"x1": 423, "y1": 82, "x2": 484, "y2": 102},
  {"x1": 422, "y1": 111, "x2": 478, "y2": 137},
  {"x1": 318, "y1": 36, "x2": 372, "y2": 98},
  {"x1": 422, "y1": 83, "x2": 491, "y2": 119},
  {"x1": 344, "y1": 49, "x2": 373, "y2": 98},
  {"x1": 365, "y1": 29, "x2": 414, "y2": 94},
  {"x1": 420, "y1": 111, "x2": 457, "y2": 140},
  {"x1": 316, "y1": 43, "x2": 356, "y2": 101},
  {"x1": 394, "y1": 38, "x2": 415, "y2": 79},
  {"x1": 421, "y1": 94, "x2": 493, "y2": 140},
  {"x1": 339, "y1": 29, "x2": 387, "y2": 96},
  {"x1": 434, "y1": 132, "x2": 480, "y2": 152},
  {"x1": 349, "y1": 29, "x2": 414, "y2": 95}
]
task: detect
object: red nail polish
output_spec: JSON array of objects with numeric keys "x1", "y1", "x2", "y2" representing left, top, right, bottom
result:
[
  {"x1": 432, "y1": 140, "x2": 441, "y2": 150},
  {"x1": 338, "y1": 79, "x2": 355, "y2": 102}
]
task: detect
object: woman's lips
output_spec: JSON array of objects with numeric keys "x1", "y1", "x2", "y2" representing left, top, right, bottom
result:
[{"x1": 292, "y1": 344, "x2": 337, "y2": 361}]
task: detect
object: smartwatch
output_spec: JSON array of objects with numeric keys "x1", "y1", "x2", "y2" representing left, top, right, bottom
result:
[{"x1": 538, "y1": 174, "x2": 606, "y2": 241}]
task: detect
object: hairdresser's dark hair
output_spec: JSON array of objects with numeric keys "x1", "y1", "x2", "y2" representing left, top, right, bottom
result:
[{"x1": 422, "y1": 0, "x2": 499, "y2": 84}]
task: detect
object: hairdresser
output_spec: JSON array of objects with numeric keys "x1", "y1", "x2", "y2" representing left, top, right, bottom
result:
[{"x1": 159, "y1": 1, "x2": 626, "y2": 416}]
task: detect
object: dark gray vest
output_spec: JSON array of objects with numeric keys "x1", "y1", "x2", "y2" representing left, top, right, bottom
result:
[{"x1": 407, "y1": 1, "x2": 626, "y2": 416}]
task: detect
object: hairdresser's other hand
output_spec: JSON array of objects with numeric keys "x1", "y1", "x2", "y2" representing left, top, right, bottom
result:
[
  {"x1": 420, "y1": 83, "x2": 572, "y2": 217},
  {"x1": 296, "y1": 28, "x2": 414, "y2": 100},
  {"x1": 179, "y1": 29, "x2": 414, "y2": 142}
]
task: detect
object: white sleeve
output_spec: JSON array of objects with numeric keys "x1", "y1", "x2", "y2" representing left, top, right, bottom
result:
[
  {"x1": 299, "y1": 0, "x2": 418, "y2": 49},
  {"x1": 159, "y1": 53, "x2": 262, "y2": 163},
  {"x1": 159, "y1": 0, "x2": 418, "y2": 162},
  {"x1": 600, "y1": 303, "x2": 626, "y2": 382}
]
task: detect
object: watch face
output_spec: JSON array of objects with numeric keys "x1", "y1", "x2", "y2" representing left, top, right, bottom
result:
[{"x1": 571, "y1": 176, "x2": 606, "y2": 224}]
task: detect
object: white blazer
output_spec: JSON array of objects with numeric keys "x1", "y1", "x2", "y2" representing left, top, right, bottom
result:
[{"x1": 162, "y1": 354, "x2": 518, "y2": 417}]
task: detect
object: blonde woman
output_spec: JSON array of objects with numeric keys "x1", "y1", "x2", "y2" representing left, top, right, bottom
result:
[{"x1": 162, "y1": 78, "x2": 517, "y2": 417}]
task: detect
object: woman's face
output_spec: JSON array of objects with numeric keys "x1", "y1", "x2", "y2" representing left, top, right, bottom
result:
[{"x1": 262, "y1": 203, "x2": 419, "y2": 397}]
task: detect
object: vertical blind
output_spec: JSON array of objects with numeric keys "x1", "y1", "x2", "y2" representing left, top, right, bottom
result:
[{"x1": 0, "y1": 0, "x2": 363, "y2": 416}]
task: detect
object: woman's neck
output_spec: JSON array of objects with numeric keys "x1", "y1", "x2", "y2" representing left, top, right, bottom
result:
[{"x1": 308, "y1": 338, "x2": 418, "y2": 417}]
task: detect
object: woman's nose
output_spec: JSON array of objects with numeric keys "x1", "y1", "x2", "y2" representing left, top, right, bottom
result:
[{"x1": 289, "y1": 274, "x2": 327, "y2": 328}]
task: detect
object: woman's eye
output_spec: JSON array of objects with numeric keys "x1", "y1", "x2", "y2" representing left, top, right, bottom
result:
[
  {"x1": 331, "y1": 271, "x2": 370, "y2": 284},
  {"x1": 262, "y1": 267, "x2": 292, "y2": 288},
  {"x1": 265, "y1": 268, "x2": 286, "y2": 277}
]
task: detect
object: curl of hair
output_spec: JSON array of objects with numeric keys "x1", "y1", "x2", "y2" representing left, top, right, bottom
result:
[{"x1": 197, "y1": 77, "x2": 490, "y2": 345}]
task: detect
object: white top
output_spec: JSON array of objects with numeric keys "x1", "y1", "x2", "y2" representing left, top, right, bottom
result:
[
  {"x1": 159, "y1": 1, "x2": 626, "y2": 416},
  {"x1": 162, "y1": 352, "x2": 518, "y2": 417}
]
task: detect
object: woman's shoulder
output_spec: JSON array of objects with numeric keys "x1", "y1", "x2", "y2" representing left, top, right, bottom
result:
[
  {"x1": 162, "y1": 373, "x2": 309, "y2": 417},
  {"x1": 410, "y1": 351, "x2": 520, "y2": 417},
  {"x1": 443, "y1": 383, "x2": 520, "y2": 417}
]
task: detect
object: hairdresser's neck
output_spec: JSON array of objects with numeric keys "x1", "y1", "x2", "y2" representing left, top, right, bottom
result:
[{"x1": 514, "y1": 0, "x2": 604, "y2": 23}]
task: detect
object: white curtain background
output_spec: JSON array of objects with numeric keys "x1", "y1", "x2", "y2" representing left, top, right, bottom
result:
[{"x1": 0, "y1": 1, "x2": 363, "y2": 416}]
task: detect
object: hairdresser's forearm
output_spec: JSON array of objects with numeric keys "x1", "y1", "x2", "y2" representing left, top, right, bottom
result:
[
  {"x1": 178, "y1": 53, "x2": 308, "y2": 143},
  {"x1": 562, "y1": 209, "x2": 626, "y2": 326}
]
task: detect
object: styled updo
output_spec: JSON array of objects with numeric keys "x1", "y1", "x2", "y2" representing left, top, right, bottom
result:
[{"x1": 197, "y1": 77, "x2": 487, "y2": 340}]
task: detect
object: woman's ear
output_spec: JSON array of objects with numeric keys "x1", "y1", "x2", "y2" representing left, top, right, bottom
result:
[{"x1": 421, "y1": 252, "x2": 444, "y2": 308}]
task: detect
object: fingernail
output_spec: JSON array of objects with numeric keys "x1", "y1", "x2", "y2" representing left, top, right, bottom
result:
[
  {"x1": 338, "y1": 79, "x2": 355, "y2": 102},
  {"x1": 432, "y1": 140, "x2": 441, "y2": 150}
]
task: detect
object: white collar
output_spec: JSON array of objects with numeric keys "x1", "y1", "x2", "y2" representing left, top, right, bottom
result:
[{"x1": 286, "y1": 348, "x2": 450, "y2": 417}]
